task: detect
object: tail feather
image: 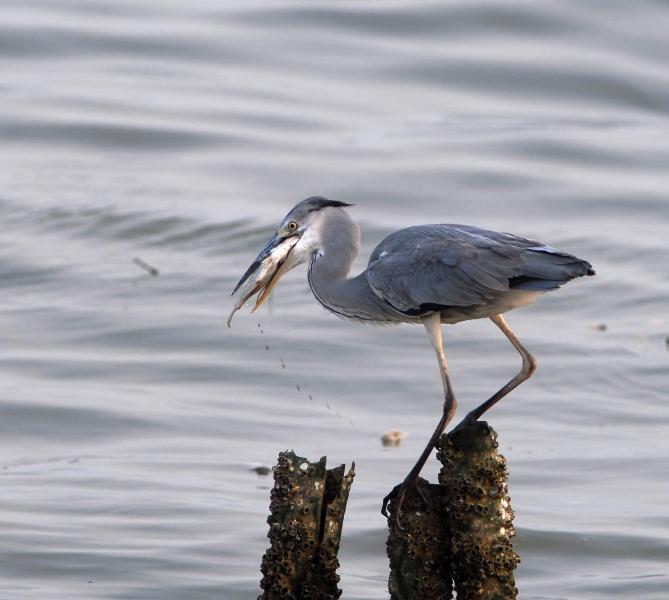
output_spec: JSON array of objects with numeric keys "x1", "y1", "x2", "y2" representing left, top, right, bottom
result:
[{"x1": 510, "y1": 247, "x2": 595, "y2": 291}]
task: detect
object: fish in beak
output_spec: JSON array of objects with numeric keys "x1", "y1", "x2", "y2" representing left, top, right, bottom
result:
[{"x1": 227, "y1": 232, "x2": 300, "y2": 326}]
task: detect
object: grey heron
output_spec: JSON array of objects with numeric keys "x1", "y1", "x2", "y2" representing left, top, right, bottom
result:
[{"x1": 229, "y1": 196, "x2": 595, "y2": 519}]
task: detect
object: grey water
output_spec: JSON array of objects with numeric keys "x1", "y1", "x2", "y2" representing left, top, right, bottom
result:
[{"x1": 1, "y1": 1, "x2": 668, "y2": 598}]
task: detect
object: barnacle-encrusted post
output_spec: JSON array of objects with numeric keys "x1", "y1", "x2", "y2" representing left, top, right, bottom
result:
[
  {"x1": 259, "y1": 451, "x2": 355, "y2": 600},
  {"x1": 386, "y1": 477, "x2": 453, "y2": 600},
  {"x1": 437, "y1": 421, "x2": 520, "y2": 600}
]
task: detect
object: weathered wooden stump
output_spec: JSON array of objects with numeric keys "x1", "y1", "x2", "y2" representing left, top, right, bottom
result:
[
  {"x1": 259, "y1": 422, "x2": 519, "y2": 599},
  {"x1": 386, "y1": 477, "x2": 453, "y2": 600},
  {"x1": 436, "y1": 421, "x2": 520, "y2": 600},
  {"x1": 258, "y1": 451, "x2": 355, "y2": 600},
  {"x1": 386, "y1": 421, "x2": 519, "y2": 600}
]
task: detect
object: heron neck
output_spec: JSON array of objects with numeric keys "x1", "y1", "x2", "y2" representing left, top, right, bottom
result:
[
  {"x1": 305, "y1": 208, "x2": 360, "y2": 313},
  {"x1": 304, "y1": 209, "x2": 400, "y2": 322},
  {"x1": 307, "y1": 250, "x2": 398, "y2": 323}
]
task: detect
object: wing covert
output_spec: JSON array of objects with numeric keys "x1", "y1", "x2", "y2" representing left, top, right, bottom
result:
[{"x1": 366, "y1": 226, "x2": 525, "y2": 314}]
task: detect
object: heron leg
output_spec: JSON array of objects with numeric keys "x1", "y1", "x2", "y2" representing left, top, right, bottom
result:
[
  {"x1": 460, "y1": 314, "x2": 537, "y2": 425},
  {"x1": 381, "y1": 312, "x2": 457, "y2": 523}
]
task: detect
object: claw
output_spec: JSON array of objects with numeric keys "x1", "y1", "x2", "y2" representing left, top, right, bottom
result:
[
  {"x1": 381, "y1": 479, "x2": 419, "y2": 531},
  {"x1": 381, "y1": 483, "x2": 404, "y2": 518}
]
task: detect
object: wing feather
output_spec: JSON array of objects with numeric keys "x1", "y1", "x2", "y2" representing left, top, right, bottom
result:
[
  {"x1": 366, "y1": 224, "x2": 592, "y2": 315},
  {"x1": 367, "y1": 226, "x2": 521, "y2": 312}
]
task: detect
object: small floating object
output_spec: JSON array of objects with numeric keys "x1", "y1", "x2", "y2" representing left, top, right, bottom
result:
[
  {"x1": 251, "y1": 465, "x2": 272, "y2": 476},
  {"x1": 381, "y1": 430, "x2": 406, "y2": 447},
  {"x1": 227, "y1": 234, "x2": 299, "y2": 326},
  {"x1": 133, "y1": 256, "x2": 160, "y2": 276},
  {"x1": 588, "y1": 323, "x2": 607, "y2": 332}
]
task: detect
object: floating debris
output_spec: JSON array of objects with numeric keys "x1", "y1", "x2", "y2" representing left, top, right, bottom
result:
[
  {"x1": 381, "y1": 429, "x2": 406, "y2": 447},
  {"x1": 251, "y1": 465, "x2": 272, "y2": 476},
  {"x1": 133, "y1": 257, "x2": 159, "y2": 276},
  {"x1": 589, "y1": 323, "x2": 607, "y2": 332}
]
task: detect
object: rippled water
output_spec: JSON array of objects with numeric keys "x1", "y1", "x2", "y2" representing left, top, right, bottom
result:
[{"x1": 2, "y1": 1, "x2": 669, "y2": 598}]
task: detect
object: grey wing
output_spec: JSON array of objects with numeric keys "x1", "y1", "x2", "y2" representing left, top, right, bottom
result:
[{"x1": 366, "y1": 225, "x2": 593, "y2": 315}]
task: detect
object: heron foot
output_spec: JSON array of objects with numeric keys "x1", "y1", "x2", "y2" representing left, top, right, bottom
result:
[
  {"x1": 381, "y1": 477, "x2": 428, "y2": 531},
  {"x1": 450, "y1": 415, "x2": 493, "y2": 440},
  {"x1": 451, "y1": 413, "x2": 479, "y2": 434}
]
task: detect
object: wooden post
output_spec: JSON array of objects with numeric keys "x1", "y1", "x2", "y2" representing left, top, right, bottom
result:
[
  {"x1": 259, "y1": 421, "x2": 519, "y2": 600},
  {"x1": 387, "y1": 421, "x2": 519, "y2": 600},
  {"x1": 386, "y1": 478, "x2": 453, "y2": 600},
  {"x1": 436, "y1": 421, "x2": 520, "y2": 600},
  {"x1": 258, "y1": 451, "x2": 355, "y2": 600}
]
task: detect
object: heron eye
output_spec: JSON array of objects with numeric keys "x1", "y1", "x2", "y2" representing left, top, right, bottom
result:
[{"x1": 287, "y1": 221, "x2": 298, "y2": 231}]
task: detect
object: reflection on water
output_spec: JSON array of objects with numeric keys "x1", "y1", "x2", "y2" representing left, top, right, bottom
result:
[{"x1": 1, "y1": 1, "x2": 669, "y2": 598}]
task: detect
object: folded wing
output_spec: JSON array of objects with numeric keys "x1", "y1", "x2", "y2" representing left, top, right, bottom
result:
[{"x1": 366, "y1": 225, "x2": 593, "y2": 316}]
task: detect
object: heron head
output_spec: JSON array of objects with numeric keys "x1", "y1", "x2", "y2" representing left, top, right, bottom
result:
[{"x1": 228, "y1": 197, "x2": 354, "y2": 325}]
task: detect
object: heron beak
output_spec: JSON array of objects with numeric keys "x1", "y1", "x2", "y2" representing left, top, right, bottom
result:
[
  {"x1": 227, "y1": 232, "x2": 300, "y2": 326},
  {"x1": 232, "y1": 233, "x2": 280, "y2": 296}
]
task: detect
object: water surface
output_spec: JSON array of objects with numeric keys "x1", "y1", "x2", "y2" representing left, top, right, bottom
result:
[{"x1": 1, "y1": 1, "x2": 668, "y2": 598}]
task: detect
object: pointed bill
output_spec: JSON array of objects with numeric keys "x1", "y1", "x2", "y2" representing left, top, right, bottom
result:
[
  {"x1": 227, "y1": 234, "x2": 299, "y2": 326},
  {"x1": 232, "y1": 233, "x2": 279, "y2": 295}
]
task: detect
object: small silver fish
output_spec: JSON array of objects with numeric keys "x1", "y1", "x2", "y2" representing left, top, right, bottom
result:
[{"x1": 227, "y1": 235, "x2": 299, "y2": 326}]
